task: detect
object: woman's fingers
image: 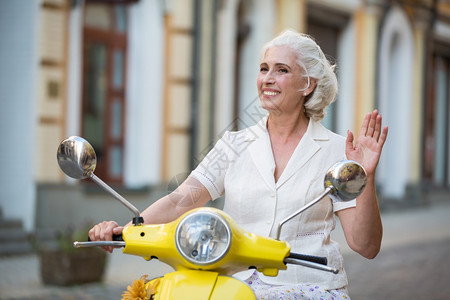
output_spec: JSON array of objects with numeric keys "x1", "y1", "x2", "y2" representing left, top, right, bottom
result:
[
  {"x1": 88, "y1": 221, "x2": 119, "y2": 253},
  {"x1": 88, "y1": 224, "x2": 99, "y2": 241},
  {"x1": 359, "y1": 112, "x2": 371, "y2": 138},
  {"x1": 113, "y1": 226, "x2": 124, "y2": 236},
  {"x1": 102, "y1": 221, "x2": 115, "y2": 240},
  {"x1": 372, "y1": 112, "x2": 388, "y2": 145},
  {"x1": 103, "y1": 221, "x2": 114, "y2": 253},
  {"x1": 346, "y1": 130, "x2": 354, "y2": 152},
  {"x1": 360, "y1": 110, "x2": 387, "y2": 142},
  {"x1": 366, "y1": 110, "x2": 377, "y2": 137},
  {"x1": 372, "y1": 114, "x2": 382, "y2": 140},
  {"x1": 378, "y1": 125, "x2": 389, "y2": 148}
]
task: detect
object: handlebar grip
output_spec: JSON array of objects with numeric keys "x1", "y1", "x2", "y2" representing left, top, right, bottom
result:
[
  {"x1": 287, "y1": 252, "x2": 328, "y2": 265},
  {"x1": 87, "y1": 234, "x2": 123, "y2": 242}
]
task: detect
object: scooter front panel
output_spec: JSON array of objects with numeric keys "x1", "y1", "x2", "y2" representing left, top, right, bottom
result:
[
  {"x1": 156, "y1": 270, "x2": 218, "y2": 299},
  {"x1": 148, "y1": 270, "x2": 256, "y2": 300},
  {"x1": 210, "y1": 276, "x2": 256, "y2": 300}
]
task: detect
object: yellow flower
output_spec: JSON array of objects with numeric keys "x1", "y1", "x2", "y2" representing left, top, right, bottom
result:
[
  {"x1": 122, "y1": 275, "x2": 153, "y2": 300},
  {"x1": 146, "y1": 278, "x2": 161, "y2": 296}
]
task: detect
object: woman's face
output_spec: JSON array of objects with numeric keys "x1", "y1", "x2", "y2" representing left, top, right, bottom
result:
[{"x1": 257, "y1": 46, "x2": 308, "y2": 115}]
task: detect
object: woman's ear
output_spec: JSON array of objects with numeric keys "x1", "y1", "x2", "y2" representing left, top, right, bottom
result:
[{"x1": 303, "y1": 78, "x2": 317, "y2": 97}]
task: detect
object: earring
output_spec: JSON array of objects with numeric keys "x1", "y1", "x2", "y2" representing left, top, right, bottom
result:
[{"x1": 303, "y1": 92, "x2": 307, "y2": 96}]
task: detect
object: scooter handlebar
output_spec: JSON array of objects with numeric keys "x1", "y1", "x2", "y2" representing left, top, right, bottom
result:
[
  {"x1": 87, "y1": 234, "x2": 124, "y2": 242},
  {"x1": 75, "y1": 234, "x2": 125, "y2": 248},
  {"x1": 284, "y1": 253, "x2": 338, "y2": 274},
  {"x1": 74, "y1": 240, "x2": 126, "y2": 248},
  {"x1": 287, "y1": 252, "x2": 327, "y2": 265}
]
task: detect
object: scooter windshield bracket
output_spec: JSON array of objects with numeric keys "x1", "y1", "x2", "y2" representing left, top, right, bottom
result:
[{"x1": 132, "y1": 216, "x2": 145, "y2": 226}]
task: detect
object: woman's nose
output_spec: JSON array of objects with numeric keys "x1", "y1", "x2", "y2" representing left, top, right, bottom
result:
[{"x1": 262, "y1": 71, "x2": 275, "y2": 84}]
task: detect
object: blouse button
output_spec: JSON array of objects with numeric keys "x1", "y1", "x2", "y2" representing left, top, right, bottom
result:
[{"x1": 270, "y1": 193, "x2": 276, "y2": 197}]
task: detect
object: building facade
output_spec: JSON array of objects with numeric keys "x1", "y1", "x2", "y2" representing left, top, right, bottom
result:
[{"x1": 0, "y1": 0, "x2": 449, "y2": 232}]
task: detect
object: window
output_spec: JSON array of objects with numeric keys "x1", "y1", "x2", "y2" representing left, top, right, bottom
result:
[
  {"x1": 307, "y1": 3, "x2": 349, "y2": 131},
  {"x1": 82, "y1": 2, "x2": 128, "y2": 184}
]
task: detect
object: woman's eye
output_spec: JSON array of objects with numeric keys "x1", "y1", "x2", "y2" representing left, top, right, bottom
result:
[
  {"x1": 260, "y1": 67, "x2": 268, "y2": 72},
  {"x1": 278, "y1": 68, "x2": 288, "y2": 73}
]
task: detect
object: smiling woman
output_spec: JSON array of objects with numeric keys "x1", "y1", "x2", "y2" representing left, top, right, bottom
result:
[
  {"x1": 89, "y1": 29, "x2": 388, "y2": 300},
  {"x1": 258, "y1": 31, "x2": 338, "y2": 123}
]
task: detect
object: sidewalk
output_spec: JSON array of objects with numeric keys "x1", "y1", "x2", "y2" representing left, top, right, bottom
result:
[
  {"x1": 0, "y1": 251, "x2": 173, "y2": 300},
  {"x1": 1, "y1": 201, "x2": 450, "y2": 300},
  {"x1": 332, "y1": 199, "x2": 450, "y2": 254},
  {"x1": 333, "y1": 200, "x2": 450, "y2": 299}
]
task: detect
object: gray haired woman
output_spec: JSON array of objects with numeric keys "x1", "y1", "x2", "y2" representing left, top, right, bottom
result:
[{"x1": 90, "y1": 29, "x2": 388, "y2": 299}]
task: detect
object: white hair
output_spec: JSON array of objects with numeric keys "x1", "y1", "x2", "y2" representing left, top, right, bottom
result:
[{"x1": 260, "y1": 29, "x2": 338, "y2": 122}]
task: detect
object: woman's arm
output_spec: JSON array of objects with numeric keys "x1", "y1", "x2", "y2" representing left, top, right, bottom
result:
[
  {"x1": 336, "y1": 176, "x2": 382, "y2": 259},
  {"x1": 337, "y1": 110, "x2": 388, "y2": 259},
  {"x1": 89, "y1": 177, "x2": 212, "y2": 252},
  {"x1": 138, "y1": 176, "x2": 212, "y2": 224}
]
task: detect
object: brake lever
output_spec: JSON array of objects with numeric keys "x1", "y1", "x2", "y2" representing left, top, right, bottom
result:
[{"x1": 74, "y1": 241, "x2": 126, "y2": 248}]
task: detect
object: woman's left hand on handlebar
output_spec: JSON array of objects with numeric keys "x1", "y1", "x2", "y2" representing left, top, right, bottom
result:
[
  {"x1": 88, "y1": 221, "x2": 124, "y2": 253},
  {"x1": 345, "y1": 109, "x2": 388, "y2": 176}
]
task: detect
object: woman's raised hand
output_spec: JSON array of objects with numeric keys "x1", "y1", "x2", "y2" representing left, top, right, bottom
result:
[
  {"x1": 88, "y1": 221, "x2": 124, "y2": 253},
  {"x1": 345, "y1": 110, "x2": 388, "y2": 176}
]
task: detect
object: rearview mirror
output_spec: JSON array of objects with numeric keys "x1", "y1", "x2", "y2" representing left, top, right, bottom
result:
[
  {"x1": 56, "y1": 136, "x2": 143, "y2": 225},
  {"x1": 324, "y1": 160, "x2": 367, "y2": 202},
  {"x1": 57, "y1": 136, "x2": 97, "y2": 179}
]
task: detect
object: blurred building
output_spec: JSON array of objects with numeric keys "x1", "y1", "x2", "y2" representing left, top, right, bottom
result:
[{"x1": 0, "y1": 0, "x2": 449, "y2": 236}]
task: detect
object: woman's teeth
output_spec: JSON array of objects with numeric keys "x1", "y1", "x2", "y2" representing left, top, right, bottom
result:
[{"x1": 263, "y1": 91, "x2": 279, "y2": 96}]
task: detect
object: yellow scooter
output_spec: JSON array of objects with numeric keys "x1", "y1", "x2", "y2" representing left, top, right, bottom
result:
[{"x1": 57, "y1": 136, "x2": 367, "y2": 300}]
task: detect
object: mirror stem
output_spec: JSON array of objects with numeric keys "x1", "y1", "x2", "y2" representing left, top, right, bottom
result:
[
  {"x1": 275, "y1": 186, "x2": 333, "y2": 240},
  {"x1": 89, "y1": 173, "x2": 144, "y2": 225}
]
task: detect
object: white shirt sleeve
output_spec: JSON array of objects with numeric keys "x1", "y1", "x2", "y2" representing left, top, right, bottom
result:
[
  {"x1": 333, "y1": 198, "x2": 356, "y2": 212},
  {"x1": 189, "y1": 132, "x2": 232, "y2": 200}
]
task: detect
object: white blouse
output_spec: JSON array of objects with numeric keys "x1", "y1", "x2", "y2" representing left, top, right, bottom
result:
[{"x1": 190, "y1": 116, "x2": 356, "y2": 289}]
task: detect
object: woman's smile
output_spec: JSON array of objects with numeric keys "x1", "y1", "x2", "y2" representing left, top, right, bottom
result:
[{"x1": 262, "y1": 89, "x2": 280, "y2": 97}]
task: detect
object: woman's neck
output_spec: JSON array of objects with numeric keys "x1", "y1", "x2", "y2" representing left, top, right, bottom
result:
[{"x1": 267, "y1": 112, "x2": 309, "y2": 142}]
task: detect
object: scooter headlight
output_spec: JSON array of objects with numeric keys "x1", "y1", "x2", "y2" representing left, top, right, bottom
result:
[{"x1": 175, "y1": 210, "x2": 231, "y2": 266}]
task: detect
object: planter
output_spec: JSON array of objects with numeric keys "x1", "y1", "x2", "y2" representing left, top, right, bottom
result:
[{"x1": 40, "y1": 247, "x2": 107, "y2": 286}]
